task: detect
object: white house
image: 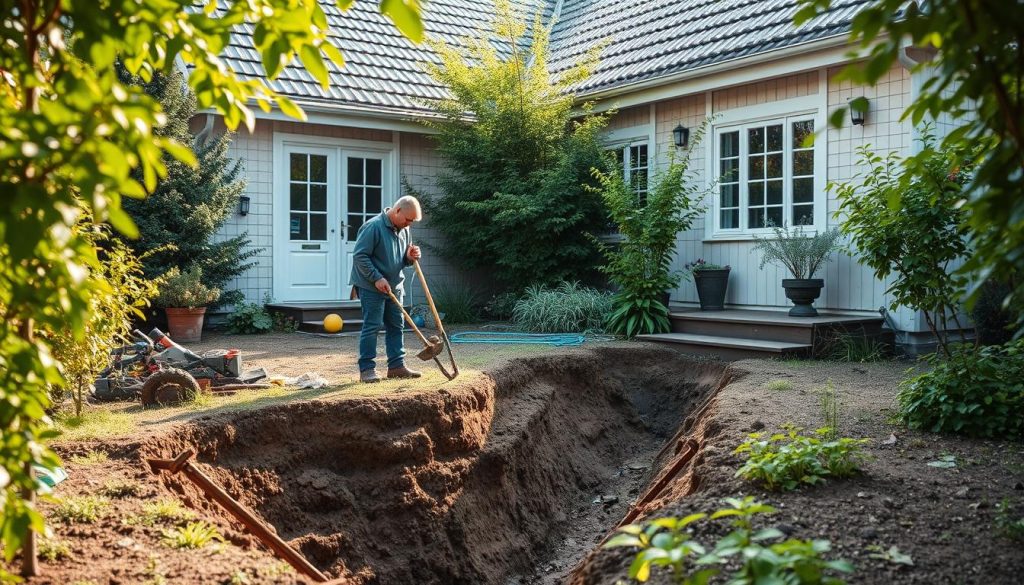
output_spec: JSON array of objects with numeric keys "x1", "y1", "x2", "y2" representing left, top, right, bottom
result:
[{"x1": 199, "y1": 0, "x2": 945, "y2": 352}]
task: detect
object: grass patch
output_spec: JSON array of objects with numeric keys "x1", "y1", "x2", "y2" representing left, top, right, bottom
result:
[
  {"x1": 38, "y1": 536, "x2": 72, "y2": 561},
  {"x1": 51, "y1": 495, "x2": 110, "y2": 524},
  {"x1": 68, "y1": 450, "x2": 109, "y2": 466},
  {"x1": 765, "y1": 379, "x2": 794, "y2": 392},
  {"x1": 818, "y1": 379, "x2": 841, "y2": 439},
  {"x1": 161, "y1": 521, "x2": 223, "y2": 549},
  {"x1": 99, "y1": 480, "x2": 143, "y2": 498},
  {"x1": 133, "y1": 498, "x2": 195, "y2": 527},
  {"x1": 56, "y1": 409, "x2": 137, "y2": 441}
]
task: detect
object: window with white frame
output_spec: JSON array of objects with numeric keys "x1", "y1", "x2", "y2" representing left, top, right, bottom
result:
[
  {"x1": 609, "y1": 142, "x2": 649, "y2": 204},
  {"x1": 714, "y1": 116, "x2": 818, "y2": 232}
]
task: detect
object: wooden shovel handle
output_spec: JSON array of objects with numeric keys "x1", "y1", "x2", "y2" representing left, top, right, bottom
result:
[
  {"x1": 386, "y1": 289, "x2": 432, "y2": 347},
  {"x1": 412, "y1": 260, "x2": 446, "y2": 337}
]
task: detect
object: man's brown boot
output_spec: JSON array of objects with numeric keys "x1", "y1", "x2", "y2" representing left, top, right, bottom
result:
[
  {"x1": 387, "y1": 366, "x2": 422, "y2": 379},
  {"x1": 360, "y1": 369, "x2": 380, "y2": 383}
]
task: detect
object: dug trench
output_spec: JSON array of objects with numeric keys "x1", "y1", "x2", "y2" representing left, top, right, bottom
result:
[{"x1": 139, "y1": 346, "x2": 731, "y2": 584}]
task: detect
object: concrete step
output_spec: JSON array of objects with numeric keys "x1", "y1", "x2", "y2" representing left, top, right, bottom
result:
[
  {"x1": 669, "y1": 310, "x2": 885, "y2": 346},
  {"x1": 300, "y1": 319, "x2": 364, "y2": 334},
  {"x1": 636, "y1": 332, "x2": 811, "y2": 360}
]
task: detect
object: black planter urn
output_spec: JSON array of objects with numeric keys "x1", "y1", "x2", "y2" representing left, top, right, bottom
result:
[
  {"x1": 693, "y1": 268, "x2": 730, "y2": 311},
  {"x1": 782, "y1": 278, "x2": 824, "y2": 317}
]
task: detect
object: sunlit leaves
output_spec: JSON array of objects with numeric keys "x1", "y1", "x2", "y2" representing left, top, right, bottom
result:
[{"x1": 381, "y1": 0, "x2": 425, "y2": 43}]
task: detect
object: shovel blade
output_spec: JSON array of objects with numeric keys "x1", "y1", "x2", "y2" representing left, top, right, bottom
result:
[{"x1": 416, "y1": 335, "x2": 444, "y2": 361}]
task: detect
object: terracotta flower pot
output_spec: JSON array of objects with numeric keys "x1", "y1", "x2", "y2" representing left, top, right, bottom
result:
[{"x1": 165, "y1": 307, "x2": 206, "y2": 343}]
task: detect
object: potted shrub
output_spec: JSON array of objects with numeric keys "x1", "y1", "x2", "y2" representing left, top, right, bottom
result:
[
  {"x1": 155, "y1": 266, "x2": 220, "y2": 342},
  {"x1": 685, "y1": 259, "x2": 731, "y2": 311},
  {"x1": 753, "y1": 225, "x2": 842, "y2": 317}
]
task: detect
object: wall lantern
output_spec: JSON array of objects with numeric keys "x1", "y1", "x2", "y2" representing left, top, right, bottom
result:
[
  {"x1": 239, "y1": 195, "x2": 250, "y2": 216},
  {"x1": 672, "y1": 124, "x2": 690, "y2": 148},
  {"x1": 848, "y1": 96, "x2": 869, "y2": 126}
]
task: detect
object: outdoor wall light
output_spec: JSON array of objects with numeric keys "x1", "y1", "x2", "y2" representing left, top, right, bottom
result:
[
  {"x1": 239, "y1": 195, "x2": 250, "y2": 216},
  {"x1": 848, "y1": 96, "x2": 869, "y2": 126},
  {"x1": 672, "y1": 124, "x2": 690, "y2": 148}
]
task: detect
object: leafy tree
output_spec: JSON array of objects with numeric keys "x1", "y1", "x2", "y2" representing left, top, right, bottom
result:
[
  {"x1": 117, "y1": 69, "x2": 257, "y2": 307},
  {"x1": 417, "y1": 0, "x2": 611, "y2": 290},
  {"x1": 797, "y1": 0, "x2": 1024, "y2": 333},
  {"x1": 0, "y1": 0, "x2": 420, "y2": 577},
  {"x1": 832, "y1": 135, "x2": 971, "y2": 357}
]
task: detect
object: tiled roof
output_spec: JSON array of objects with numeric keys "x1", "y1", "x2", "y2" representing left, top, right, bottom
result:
[
  {"x1": 549, "y1": 0, "x2": 871, "y2": 95},
  {"x1": 217, "y1": 0, "x2": 866, "y2": 115}
]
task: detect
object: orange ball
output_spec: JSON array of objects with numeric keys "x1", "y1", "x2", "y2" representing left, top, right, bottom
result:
[{"x1": 323, "y1": 313, "x2": 343, "y2": 333}]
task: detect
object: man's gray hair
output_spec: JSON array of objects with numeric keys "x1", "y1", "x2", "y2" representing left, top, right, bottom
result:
[{"x1": 394, "y1": 195, "x2": 422, "y2": 220}]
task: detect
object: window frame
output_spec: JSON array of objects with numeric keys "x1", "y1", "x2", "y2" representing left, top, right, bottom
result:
[
  {"x1": 705, "y1": 95, "x2": 827, "y2": 239},
  {"x1": 607, "y1": 140, "x2": 650, "y2": 204}
]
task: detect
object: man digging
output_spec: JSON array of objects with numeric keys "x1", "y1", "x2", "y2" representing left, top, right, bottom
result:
[{"x1": 351, "y1": 195, "x2": 424, "y2": 383}]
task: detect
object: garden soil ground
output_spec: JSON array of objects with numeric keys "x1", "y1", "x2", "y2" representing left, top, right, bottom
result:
[{"x1": 12, "y1": 330, "x2": 1024, "y2": 584}]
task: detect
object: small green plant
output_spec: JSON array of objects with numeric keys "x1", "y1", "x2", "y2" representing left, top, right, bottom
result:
[
  {"x1": 272, "y1": 311, "x2": 300, "y2": 332},
  {"x1": 137, "y1": 498, "x2": 196, "y2": 526},
  {"x1": 155, "y1": 265, "x2": 221, "y2": 309},
  {"x1": 225, "y1": 297, "x2": 274, "y2": 334},
  {"x1": 162, "y1": 520, "x2": 224, "y2": 549},
  {"x1": 52, "y1": 495, "x2": 110, "y2": 524},
  {"x1": 99, "y1": 480, "x2": 143, "y2": 498},
  {"x1": 685, "y1": 258, "x2": 730, "y2": 272},
  {"x1": 511, "y1": 281, "x2": 612, "y2": 333},
  {"x1": 605, "y1": 496, "x2": 853, "y2": 584},
  {"x1": 752, "y1": 224, "x2": 842, "y2": 280},
  {"x1": 765, "y1": 380, "x2": 794, "y2": 392},
  {"x1": 432, "y1": 283, "x2": 481, "y2": 324},
  {"x1": 260, "y1": 561, "x2": 295, "y2": 578},
  {"x1": 818, "y1": 380, "x2": 840, "y2": 439},
  {"x1": 38, "y1": 536, "x2": 72, "y2": 561},
  {"x1": 228, "y1": 569, "x2": 252, "y2": 585},
  {"x1": 484, "y1": 291, "x2": 521, "y2": 320},
  {"x1": 734, "y1": 426, "x2": 868, "y2": 491},
  {"x1": 996, "y1": 498, "x2": 1024, "y2": 541},
  {"x1": 824, "y1": 333, "x2": 887, "y2": 362},
  {"x1": 69, "y1": 450, "x2": 109, "y2": 466},
  {"x1": 866, "y1": 545, "x2": 914, "y2": 566},
  {"x1": 897, "y1": 340, "x2": 1024, "y2": 439}
]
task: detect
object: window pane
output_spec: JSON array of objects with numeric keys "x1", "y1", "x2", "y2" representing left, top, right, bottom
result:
[
  {"x1": 720, "y1": 183, "x2": 738, "y2": 208},
  {"x1": 310, "y1": 155, "x2": 327, "y2": 183},
  {"x1": 749, "y1": 156, "x2": 764, "y2": 179},
  {"x1": 289, "y1": 213, "x2": 307, "y2": 240},
  {"x1": 347, "y1": 215, "x2": 363, "y2": 242},
  {"x1": 767, "y1": 180, "x2": 783, "y2": 205},
  {"x1": 290, "y1": 153, "x2": 307, "y2": 181},
  {"x1": 793, "y1": 120, "x2": 815, "y2": 148},
  {"x1": 793, "y1": 205, "x2": 814, "y2": 225},
  {"x1": 366, "y1": 188, "x2": 382, "y2": 213},
  {"x1": 310, "y1": 213, "x2": 327, "y2": 240},
  {"x1": 749, "y1": 208, "x2": 765, "y2": 228},
  {"x1": 720, "y1": 158, "x2": 738, "y2": 182},
  {"x1": 347, "y1": 186, "x2": 363, "y2": 213},
  {"x1": 767, "y1": 124, "x2": 783, "y2": 152},
  {"x1": 749, "y1": 182, "x2": 764, "y2": 206},
  {"x1": 632, "y1": 144, "x2": 648, "y2": 168},
  {"x1": 310, "y1": 184, "x2": 327, "y2": 212},
  {"x1": 767, "y1": 206, "x2": 783, "y2": 227},
  {"x1": 348, "y1": 157, "x2": 364, "y2": 185},
  {"x1": 721, "y1": 131, "x2": 739, "y2": 158},
  {"x1": 766, "y1": 153, "x2": 783, "y2": 178},
  {"x1": 793, "y1": 177, "x2": 814, "y2": 203},
  {"x1": 793, "y1": 150, "x2": 814, "y2": 176},
  {"x1": 721, "y1": 208, "x2": 738, "y2": 229},
  {"x1": 366, "y1": 159, "x2": 383, "y2": 186},
  {"x1": 631, "y1": 172, "x2": 648, "y2": 193},
  {"x1": 748, "y1": 127, "x2": 764, "y2": 153},
  {"x1": 290, "y1": 183, "x2": 307, "y2": 211}
]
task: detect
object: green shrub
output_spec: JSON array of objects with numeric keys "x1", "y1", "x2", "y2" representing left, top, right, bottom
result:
[
  {"x1": 752, "y1": 224, "x2": 843, "y2": 280},
  {"x1": 734, "y1": 426, "x2": 868, "y2": 491},
  {"x1": 823, "y1": 333, "x2": 888, "y2": 362},
  {"x1": 432, "y1": 284, "x2": 481, "y2": 324},
  {"x1": 484, "y1": 291, "x2": 520, "y2": 320},
  {"x1": 52, "y1": 495, "x2": 110, "y2": 524},
  {"x1": 226, "y1": 299, "x2": 274, "y2": 334},
  {"x1": 511, "y1": 281, "x2": 612, "y2": 333},
  {"x1": 605, "y1": 496, "x2": 853, "y2": 584},
  {"x1": 897, "y1": 340, "x2": 1024, "y2": 439},
  {"x1": 155, "y1": 266, "x2": 220, "y2": 309}
]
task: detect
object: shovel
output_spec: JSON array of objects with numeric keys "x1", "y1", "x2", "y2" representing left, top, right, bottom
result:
[{"x1": 385, "y1": 290, "x2": 445, "y2": 361}]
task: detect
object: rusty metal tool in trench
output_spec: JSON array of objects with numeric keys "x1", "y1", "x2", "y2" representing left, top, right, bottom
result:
[
  {"x1": 385, "y1": 259, "x2": 459, "y2": 380},
  {"x1": 147, "y1": 450, "x2": 329, "y2": 583}
]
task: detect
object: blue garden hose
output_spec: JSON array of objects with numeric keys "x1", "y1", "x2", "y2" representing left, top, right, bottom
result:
[{"x1": 449, "y1": 332, "x2": 610, "y2": 347}]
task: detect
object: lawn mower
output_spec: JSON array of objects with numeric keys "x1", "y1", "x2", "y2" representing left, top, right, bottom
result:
[{"x1": 93, "y1": 328, "x2": 267, "y2": 407}]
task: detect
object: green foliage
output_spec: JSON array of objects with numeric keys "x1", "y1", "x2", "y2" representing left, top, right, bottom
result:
[
  {"x1": 47, "y1": 221, "x2": 159, "y2": 417},
  {"x1": 272, "y1": 311, "x2": 300, "y2": 333},
  {"x1": 511, "y1": 281, "x2": 612, "y2": 333},
  {"x1": 417, "y1": 0, "x2": 611, "y2": 289},
  {"x1": 796, "y1": 0, "x2": 1024, "y2": 336},
  {"x1": 68, "y1": 451, "x2": 109, "y2": 466},
  {"x1": 155, "y1": 266, "x2": 221, "y2": 309},
  {"x1": 752, "y1": 224, "x2": 842, "y2": 280},
  {"x1": 135, "y1": 498, "x2": 196, "y2": 527},
  {"x1": 433, "y1": 284, "x2": 481, "y2": 324},
  {"x1": 818, "y1": 380, "x2": 840, "y2": 440},
  {"x1": 734, "y1": 426, "x2": 868, "y2": 491},
  {"x1": 484, "y1": 291, "x2": 521, "y2": 320},
  {"x1": 226, "y1": 297, "x2": 274, "y2": 335},
  {"x1": 973, "y1": 279, "x2": 1019, "y2": 347},
  {"x1": 51, "y1": 496, "x2": 110, "y2": 524},
  {"x1": 116, "y1": 69, "x2": 257, "y2": 309},
  {"x1": 897, "y1": 340, "x2": 1024, "y2": 439},
  {"x1": 591, "y1": 132, "x2": 707, "y2": 337},
  {"x1": 996, "y1": 498, "x2": 1024, "y2": 541},
  {"x1": 38, "y1": 535, "x2": 72, "y2": 561},
  {"x1": 831, "y1": 136, "x2": 970, "y2": 357},
  {"x1": 822, "y1": 333, "x2": 887, "y2": 363},
  {"x1": 765, "y1": 380, "x2": 794, "y2": 392},
  {"x1": 605, "y1": 496, "x2": 853, "y2": 584},
  {"x1": 0, "y1": 0, "x2": 418, "y2": 562},
  {"x1": 161, "y1": 521, "x2": 223, "y2": 550},
  {"x1": 98, "y1": 480, "x2": 142, "y2": 499},
  {"x1": 685, "y1": 259, "x2": 730, "y2": 272}
]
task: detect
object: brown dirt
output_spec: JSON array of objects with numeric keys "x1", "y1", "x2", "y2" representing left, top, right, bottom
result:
[{"x1": 14, "y1": 339, "x2": 1024, "y2": 585}]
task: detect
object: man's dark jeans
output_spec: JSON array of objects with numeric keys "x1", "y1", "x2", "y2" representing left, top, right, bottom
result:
[{"x1": 357, "y1": 287, "x2": 406, "y2": 373}]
